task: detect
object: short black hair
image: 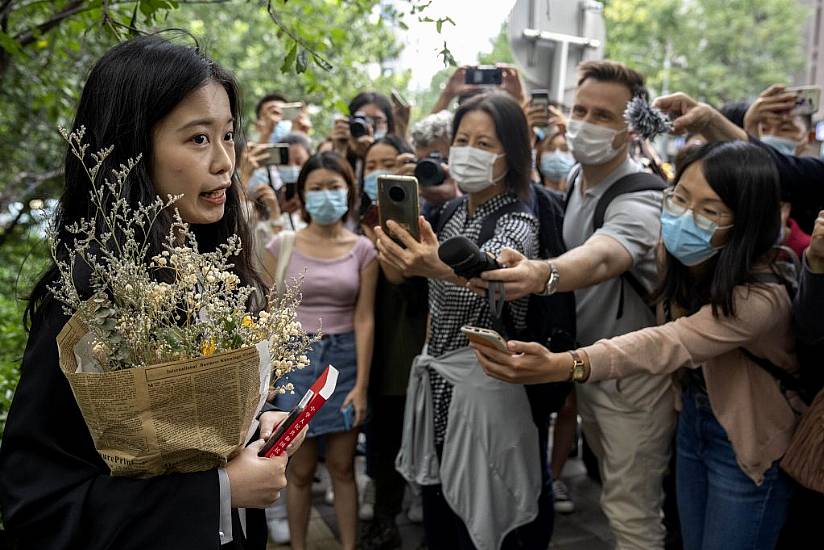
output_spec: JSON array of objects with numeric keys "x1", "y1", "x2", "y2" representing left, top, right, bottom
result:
[
  {"x1": 719, "y1": 101, "x2": 750, "y2": 129},
  {"x1": 255, "y1": 92, "x2": 288, "y2": 119},
  {"x1": 452, "y1": 91, "x2": 532, "y2": 198},
  {"x1": 655, "y1": 141, "x2": 782, "y2": 318}
]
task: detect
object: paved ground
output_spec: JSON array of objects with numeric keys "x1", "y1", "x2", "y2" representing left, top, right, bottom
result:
[{"x1": 268, "y1": 455, "x2": 613, "y2": 550}]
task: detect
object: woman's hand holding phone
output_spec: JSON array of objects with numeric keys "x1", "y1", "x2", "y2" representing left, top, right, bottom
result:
[
  {"x1": 374, "y1": 217, "x2": 454, "y2": 281},
  {"x1": 342, "y1": 387, "x2": 367, "y2": 428},
  {"x1": 471, "y1": 340, "x2": 575, "y2": 385}
]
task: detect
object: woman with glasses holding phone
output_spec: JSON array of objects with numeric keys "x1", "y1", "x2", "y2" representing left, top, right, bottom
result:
[{"x1": 474, "y1": 141, "x2": 801, "y2": 550}]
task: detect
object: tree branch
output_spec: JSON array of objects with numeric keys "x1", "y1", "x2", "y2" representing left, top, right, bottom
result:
[
  {"x1": 265, "y1": 0, "x2": 333, "y2": 71},
  {"x1": 13, "y1": 0, "x2": 86, "y2": 48}
]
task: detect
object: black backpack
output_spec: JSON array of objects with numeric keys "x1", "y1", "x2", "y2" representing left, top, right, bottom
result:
[{"x1": 564, "y1": 169, "x2": 668, "y2": 319}]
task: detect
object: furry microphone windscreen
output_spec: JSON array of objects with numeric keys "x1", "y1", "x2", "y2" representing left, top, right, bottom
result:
[{"x1": 624, "y1": 96, "x2": 673, "y2": 141}]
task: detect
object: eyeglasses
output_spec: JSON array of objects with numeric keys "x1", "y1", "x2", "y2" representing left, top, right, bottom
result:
[{"x1": 663, "y1": 189, "x2": 734, "y2": 231}]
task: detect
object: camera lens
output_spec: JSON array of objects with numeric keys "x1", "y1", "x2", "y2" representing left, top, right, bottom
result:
[
  {"x1": 414, "y1": 157, "x2": 446, "y2": 187},
  {"x1": 349, "y1": 115, "x2": 370, "y2": 138},
  {"x1": 388, "y1": 185, "x2": 406, "y2": 202}
]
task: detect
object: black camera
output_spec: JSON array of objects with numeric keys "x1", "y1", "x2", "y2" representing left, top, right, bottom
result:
[
  {"x1": 414, "y1": 152, "x2": 447, "y2": 187},
  {"x1": 438, "y1": 236, "x2": 500, "y2": 280},
  {"x1": 349, "y1": 114, "x2": 371, "y2": 138}
]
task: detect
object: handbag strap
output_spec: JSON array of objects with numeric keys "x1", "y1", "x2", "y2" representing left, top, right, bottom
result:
[{"x1": 274, "y1": 230, "x2": 296, "y2": 292}]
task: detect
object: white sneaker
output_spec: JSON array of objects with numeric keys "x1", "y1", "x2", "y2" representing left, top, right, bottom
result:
[
  {"x1": 267, "y1": 517, "x2": 290, "y2": 545},
  {"x1": 359, "y1": 478, "x2": 375, "y2": 520},
  {"x1": 552, "y1": 479, "x2": 575, "y2": 514}
]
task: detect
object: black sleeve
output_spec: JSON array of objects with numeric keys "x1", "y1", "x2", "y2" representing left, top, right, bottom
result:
[
  {"x1": 749, "y1": 136, "x2": 824, "y2": 233},
  {"x1": 0, "y1": 306, "x2": 223, "y2": 550},
  {"x1": 794, "y1": 258, "x2": 824, "y2": 346}
]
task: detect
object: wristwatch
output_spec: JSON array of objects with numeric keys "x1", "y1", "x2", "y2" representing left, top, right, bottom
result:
[
  {"x1": 568, "y1": 350, "x2": 590, "y2": 383},
  {"x1": 538, "y1": 261, "x2": 560, "y2": 296}
]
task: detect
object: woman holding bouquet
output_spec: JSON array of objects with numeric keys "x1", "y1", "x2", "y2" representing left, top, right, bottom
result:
[
  {"x1": 0, "y1": 35, "x2": 300, "y2": 549},
  {"x1": 265, "y1": 151, "x2": 378, "y2": 550}
]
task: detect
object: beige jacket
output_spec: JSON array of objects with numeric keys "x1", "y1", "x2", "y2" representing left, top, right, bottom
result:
[{"x1": 582, "y1": 282, "x2": 800, "y2": 485}]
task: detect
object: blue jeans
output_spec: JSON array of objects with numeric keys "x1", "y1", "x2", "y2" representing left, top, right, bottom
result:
[
  {"x1": 676, "y1": 386, "x2": 793, "y2": 550},
  {"x1": 273, "y1": 332, "x2": 357, "y2": 437}
]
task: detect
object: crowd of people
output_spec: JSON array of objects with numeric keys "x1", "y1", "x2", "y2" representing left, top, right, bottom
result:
[{"x1": 0, "y1": 30, "x2": 823, "y2": 550}]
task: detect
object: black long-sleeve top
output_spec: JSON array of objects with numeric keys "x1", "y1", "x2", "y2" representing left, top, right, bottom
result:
[{"x1": 750, "y1": 137, "x2": 824, "y2": 234}]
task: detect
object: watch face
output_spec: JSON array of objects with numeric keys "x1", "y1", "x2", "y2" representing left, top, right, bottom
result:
[{"x1": 572, "y1": 363, "x2": 586, "y2": 382}]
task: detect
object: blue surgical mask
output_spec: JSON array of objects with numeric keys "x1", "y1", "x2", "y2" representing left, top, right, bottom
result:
[
  {"x1": 661, "y1": 209, "x2": 732, "y2": 267},
  {"x1": 761, "y1": 135, "x2": 799, "y2": 156},
  {"x1": 277, "y1": 165, "x2": 301, "y2": 184},
  {"x1": 304, "y1": 189, "x2": 349, "y2": 225},
  {"x1": 540, "y1": 151, "x2": 574, "y2": 181},
  {"x1": 271, "y1": 120, "x2": 292, "y2": 143},
  {"x1": 363, "y1": 171, "x2": 388, "y2": 202},
  {"x1": 373, "y1": 127, "x2": 388, "y2": 140}
]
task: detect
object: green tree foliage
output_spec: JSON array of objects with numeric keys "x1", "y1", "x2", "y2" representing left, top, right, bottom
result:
[
  {"x1": 163, "y1": 2, "x2": 410, "y2": 134},
  {"x1": 603, "y1": 0, "x2": 808, "y2": 105}
]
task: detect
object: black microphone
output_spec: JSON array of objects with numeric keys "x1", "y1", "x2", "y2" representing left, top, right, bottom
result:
[{"x1": 438, "y1": 236, "x2": 500, "y2": 279}]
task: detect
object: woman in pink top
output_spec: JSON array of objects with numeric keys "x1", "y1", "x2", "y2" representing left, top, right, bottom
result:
[
  {"x1": 266, "y1": 152, "x2": 378, "y2": 550},
  {"x1": 474, "y1": 142, "x2": 800, "y2": 550}
]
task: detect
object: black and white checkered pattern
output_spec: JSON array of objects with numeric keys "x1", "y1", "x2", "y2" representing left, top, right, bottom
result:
[{"x1": 428, "y1": 192, "x2": 539, "y2": 444}]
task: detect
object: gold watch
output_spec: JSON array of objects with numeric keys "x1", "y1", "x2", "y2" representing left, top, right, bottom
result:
[{"x1": 568, "y1": 350, "x2": 589, "y2": 383}]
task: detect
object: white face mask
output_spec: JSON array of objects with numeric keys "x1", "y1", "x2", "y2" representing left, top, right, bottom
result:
[
  {"x1": 448, "y1": 146, "x2": 506, "y2": 193},
  {"x1": 566, "y1": 119, "x2": 627, "y2": 166}
]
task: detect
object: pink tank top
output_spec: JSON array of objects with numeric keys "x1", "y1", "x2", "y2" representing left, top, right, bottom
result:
[{"x1": 267, "y1": 234, "x2": 376, "y2": 334}]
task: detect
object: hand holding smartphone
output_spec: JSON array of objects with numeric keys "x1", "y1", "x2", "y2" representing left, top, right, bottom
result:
[{"x1": 377, "y1": 175, "x2": 420, "y2": 247}]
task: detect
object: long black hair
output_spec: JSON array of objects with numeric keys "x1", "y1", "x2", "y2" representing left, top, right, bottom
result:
[
  {"x1": 25, "y1": 33, "x2": 262, "y2": 328},
  {"x1": 451, "y1": 91, "x2": 532, "y2": 198},
  {"x1": 655, "y1": 141, "x2": 782, "y2": 317}
]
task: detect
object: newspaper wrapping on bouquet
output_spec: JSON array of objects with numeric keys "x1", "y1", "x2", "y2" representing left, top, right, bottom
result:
[{"x1": 57, "y1": 314, "x2": 272, "y2": 478}]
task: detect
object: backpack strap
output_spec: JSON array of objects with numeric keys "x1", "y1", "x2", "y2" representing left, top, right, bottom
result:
[
  {"x1": 478, "y1": 200, "x2": 532, "y2": 246},
  {"x1": 592, "y1": 171, "x2": 668, "y2": 230},
  {"x1": 563, "y1": 165, "x2": 582, "y2": 214},
  {"x1": 592, "y1": 171, "x2": 667, "y2": 319},
  {"x1": 433, "y1": 196, "x2": 467, "y2": 236}
]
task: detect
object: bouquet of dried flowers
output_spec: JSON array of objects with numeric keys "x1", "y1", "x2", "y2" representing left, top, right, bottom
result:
[{"x1": 49, "y1": 127, "x2": 317, "y2": 477}]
